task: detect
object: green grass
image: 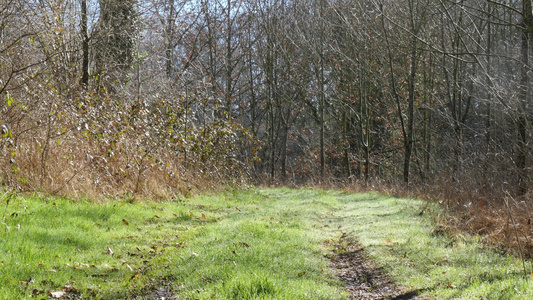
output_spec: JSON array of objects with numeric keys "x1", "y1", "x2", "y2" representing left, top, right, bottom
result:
[
  {"x1": 0, "y1": 189, "x2": 346, "y2": 299},
  {"x1": 326, "y1": 191, "x2": 533, "y2": 299},
  {"x1": 0, "y1": 188, "x2": 532, "y2": 299}
]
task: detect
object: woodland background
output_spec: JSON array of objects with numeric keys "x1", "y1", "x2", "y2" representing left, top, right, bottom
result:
[{"x1": 1, "y1": 0, "x2": 532, "y2": 212}]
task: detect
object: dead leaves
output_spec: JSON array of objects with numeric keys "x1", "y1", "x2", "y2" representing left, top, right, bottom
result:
[
  {"x1": 51, "y1": 285, "x2": 79, "y2": 298},
  {"x1": 230, "y1": 241, "x2": 251, "y2": 257},
  {"x1": 28, "y1": 285, "x2": 81, "y2": 299},
  {"x1": 235, "y1": 242, "x2": 250, "y2": 248},
  {"x1": 50, "y1": 290, "x2": 67, "y2": 298},
  {"x1": 19, "y1": 277, "x2": 34, "y2": 285},
  {"x1": 20, "y1": 278, "x2": 80, "y2": 299},
  {"x1": 435, "y1": 282, "x2": 456, "y2": 289}
]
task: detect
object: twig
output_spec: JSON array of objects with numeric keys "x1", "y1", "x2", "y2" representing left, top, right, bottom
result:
[
  {"x1": 2, "y1": 192, "x2": 13, "y2": 231},
  {"x1": 2, "y1": 192, "x2": 13, "y2": 222}
]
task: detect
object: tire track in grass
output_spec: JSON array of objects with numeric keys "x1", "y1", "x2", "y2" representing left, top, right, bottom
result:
[{"x1": 331, "y1": 235, "x2": 437, "y2": 300}]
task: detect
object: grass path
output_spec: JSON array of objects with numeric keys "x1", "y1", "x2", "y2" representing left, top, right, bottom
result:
[
  {"x1": 330, "y1": 191, "x2": 532, "y2": 299},
  {"x1": 0, "y1": 188, "x2": 531, "y2": 299}
]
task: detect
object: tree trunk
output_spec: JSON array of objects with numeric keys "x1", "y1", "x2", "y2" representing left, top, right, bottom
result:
[
  {"x1": 80, "y1": 0, "x2": 89, "y2": 88},
  {"x1": 165, "y1": 0, "x2": 175, "y2": 78},
  {"x1": 342, "y1": 111, "x2": 352, "y2": 181},
  {"x1": 404, "y1": 32, "x2": 416, "y2": 184},
  {"x1": 225, "y1": 0, "x2": 232, "y2": 118},
  {"x1": 359, "y1": 54, "x2": 370, "y2": 182},
  {"x1": 280, "y1": 123, "x2": 288, "y2": 181},
  {"x1": 319, "y1": 0, "x2": 326, "y2": 181},
  {"x1": 516, "y1": 0, "x2": 533, "y2": 195}
]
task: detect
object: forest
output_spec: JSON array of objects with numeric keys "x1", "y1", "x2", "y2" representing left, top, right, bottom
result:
[
  {"x1": 0, "y1": 0, "x2": 532, "y2": 201},
  {"x1": 4, "y1": 1, "x2": 533, "y2": 298}
]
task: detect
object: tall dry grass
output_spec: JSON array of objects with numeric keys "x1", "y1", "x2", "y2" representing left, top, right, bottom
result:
[{"x1": 368, "y1": 178, "x2": 533, "y2": 258}]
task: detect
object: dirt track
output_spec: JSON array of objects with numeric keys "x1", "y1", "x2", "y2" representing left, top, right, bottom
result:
[{"x1": 331, "y1": 236, "x2": 431, "y2": 300}]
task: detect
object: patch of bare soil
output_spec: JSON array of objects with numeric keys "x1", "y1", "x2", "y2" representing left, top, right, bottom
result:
[
  {"x1": 331, "y1": 235, "x2": 430, "y2": 300},
  {"x1": 131, "y1": 277, "x2": 177, "y2": 299}
]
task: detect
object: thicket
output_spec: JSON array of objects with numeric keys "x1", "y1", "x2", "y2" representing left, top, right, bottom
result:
[{"x1": 1, "y1": 86, "x2": 257, "y2": 198}]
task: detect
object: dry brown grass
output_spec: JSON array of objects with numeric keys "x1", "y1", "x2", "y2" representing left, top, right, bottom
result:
[{"x1": 374, "y1": 180, "x2": 533, "y2": 258}]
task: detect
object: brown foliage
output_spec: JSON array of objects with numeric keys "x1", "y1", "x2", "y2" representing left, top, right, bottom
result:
[
  {"x1": 373, "y1": 179, "x2": 533, "y2": 258},
  {"x1": 0, "y1": 85, "x2": 258, "y2": 200}
]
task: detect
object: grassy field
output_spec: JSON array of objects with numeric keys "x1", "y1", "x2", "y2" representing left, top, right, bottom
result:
[{"x1": 0, "y1": 188, "x2": 531, "y2": 299}]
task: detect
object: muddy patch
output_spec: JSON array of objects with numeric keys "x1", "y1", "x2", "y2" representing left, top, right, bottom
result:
[{"x1": 331, "y1": 235, "x2": 428, "y2": 300}]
